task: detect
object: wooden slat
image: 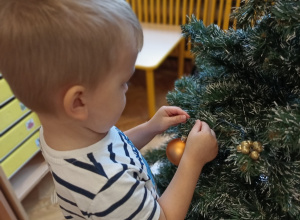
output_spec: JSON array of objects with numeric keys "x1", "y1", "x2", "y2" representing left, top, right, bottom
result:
[
  {"x1": 175, "y1": 0, "x2": 180, "y2": 25},
  {"x1": 223, "y1": 0, "x2": 232, "y2": 30},
  {"x1": 162, "y1": 0, "x2": 167, "y2": 24},
  {"x1": 182, "y1": 0, "x2": 187, "y2": 24},
  {"x1": 217, "y1": 0, "x2": 225, "y2": 27},
  {"x1": 188, "y1": 0, "x2": 194, "y2": 17},
  {"x1": 137, "y1": 0, "x2": 143, "y2": 21},
  {"x1": 203, "y1": 0, "x2": 209, "y2": 25},
  {"x1": 156, "y1": 0, "x2": 161, "y2": 23},
  {"x1": 196, "y1": 0, "x2": 202, "y2": 20},
  {"x1": 235, "y1": 0, "x2": 241, "y2": 9},
  {"x1": 150, "y1": 0, "x2": 155, "y2": 23},
  {"x1": 169, "y1": 0, "x2": 174, "y2": 24},
  {"x1": 233, "y1": 0, "x2": 241, "y2": 29},
  {"x1": 144, "y1": 0, "x2": 149, "y2": 23},
  {"x1": 210, "y1": 0, "x2": 217, "y2": 24}
]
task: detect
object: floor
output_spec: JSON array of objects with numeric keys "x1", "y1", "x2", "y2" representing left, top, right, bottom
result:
[{"x1": 22, "y1": 57, "x2": 193, "y2": 220}]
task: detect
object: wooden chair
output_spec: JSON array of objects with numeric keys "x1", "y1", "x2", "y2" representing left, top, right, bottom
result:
[
  {"x1": 126, "y1": 0, "x2": 241, "y2": 118},
  {"x1": 0, "y1": 166, "x2": 28, "y2": 220}
]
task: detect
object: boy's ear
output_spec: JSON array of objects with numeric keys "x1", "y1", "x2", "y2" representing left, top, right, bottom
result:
[{"x1": 63, "y1": 85, "x2": 88, "y2": 120}]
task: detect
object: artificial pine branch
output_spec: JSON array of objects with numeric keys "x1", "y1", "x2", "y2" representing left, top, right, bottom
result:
[{"x1": 144, "y1": 0, "x2": 300, "y2": 219}]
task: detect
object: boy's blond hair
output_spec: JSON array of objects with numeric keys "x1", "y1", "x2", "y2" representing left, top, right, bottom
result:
[{"x1": 0, "y1": 0, "x2": 143, "y2": 113}]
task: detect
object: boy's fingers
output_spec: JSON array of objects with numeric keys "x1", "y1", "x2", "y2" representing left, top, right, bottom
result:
[
  {"x1": 190, "y1": 120, "x2": 202, "y2": 134},
  {"x1": 199, "y1": 121, "x2": 211, "y2": 132},
  {"x1": 165, "y1": 106, "x2": 190, "y2": 118},
  {"x1": 168, "y1": 115, "x2": 187, "y2": 126}
]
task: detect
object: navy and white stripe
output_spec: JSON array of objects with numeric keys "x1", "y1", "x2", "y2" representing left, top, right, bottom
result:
[{"x1": 40, "y1": 126, "x2": 160, "y2": 220}]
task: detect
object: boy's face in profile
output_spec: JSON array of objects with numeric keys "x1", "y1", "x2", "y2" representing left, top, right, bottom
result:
[{"x1": 85, "y1": 47, "x2": 138, "y2": 134}]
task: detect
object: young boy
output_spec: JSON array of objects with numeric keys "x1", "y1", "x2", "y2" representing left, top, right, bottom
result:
[{"x1": 0, "y1": 0, "x2": 218, "y2": 219}]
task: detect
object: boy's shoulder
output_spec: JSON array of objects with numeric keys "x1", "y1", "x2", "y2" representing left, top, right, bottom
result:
[{"x1": 39, "y1": 126, "x2": 139, "y2": 168}]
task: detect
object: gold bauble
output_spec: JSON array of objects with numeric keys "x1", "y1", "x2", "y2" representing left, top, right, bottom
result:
[
  {"x1": 250, "y1": 151, "x2": 260, "y2": 160},
  {"x1": 166, "y1": 138, "x2": 186, "y2": 166},
  {"x1": 236, "y1": 145, "x2": 242, "y2": 152},
  {"x1": 253, "y1": 141, "x2": 263, "y2": 152},
  {"x1": 241, "y1": 141, "x2": 250, "y2": 147},
  {"x1": 241, "y1": 145, "x2": 250, "y2": 154},
  {"x1": 246, "y1": 140, "x2": 253, "y2": 146}
]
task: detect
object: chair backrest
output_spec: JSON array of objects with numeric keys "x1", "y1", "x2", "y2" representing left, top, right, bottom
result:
[{"x1": 126, "y1": 0, "x2": 241, "y2": 58}]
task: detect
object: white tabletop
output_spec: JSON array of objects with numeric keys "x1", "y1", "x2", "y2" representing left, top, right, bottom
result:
[{"x1": 135, "y1": 23, "x2": 183, "y2": 69}]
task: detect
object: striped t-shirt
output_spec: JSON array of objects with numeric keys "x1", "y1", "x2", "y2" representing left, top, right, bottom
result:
[{"x1": 40, "y1": 126, "x2": 160, "y2": 220}]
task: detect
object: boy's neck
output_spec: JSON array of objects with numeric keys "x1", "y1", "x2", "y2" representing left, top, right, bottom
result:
[{"x1": 38, "y1": 114, "x2": 107, "y2": 151}]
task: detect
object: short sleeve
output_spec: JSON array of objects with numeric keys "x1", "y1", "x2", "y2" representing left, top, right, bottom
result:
[{"x1": 88, "y1": 168, "x2": 160, "y2": 220}]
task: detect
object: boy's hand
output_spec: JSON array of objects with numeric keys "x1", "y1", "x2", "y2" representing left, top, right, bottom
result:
[
  {"x1": 184, "y1": 120, "x2": 218, "y2": 166},
  {"x1": 157, "y1": 120, "x2": 218, "y2": 220},
  {"x1": 148, "y1": 106, "x2": 190, "y2": 134},
  {"x1": 124, "y1": 106, "x2": 189, "y2": 149}
]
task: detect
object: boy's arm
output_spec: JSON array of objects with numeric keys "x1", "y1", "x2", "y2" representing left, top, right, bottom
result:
[
  {"x1": 124, "y1": 106, "x2": 189, "y2": 150},
  {"x1": 158, "y1": 120, "x2": 218, "y2": 220},
  {"x1": 125, "y1": 107, "x2": 217, "y2": 219},
  {"x1": 123, "y1": 122, "x2": 159, "y2": 150}
]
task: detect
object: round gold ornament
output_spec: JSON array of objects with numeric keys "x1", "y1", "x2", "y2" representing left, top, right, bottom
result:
[
  {"x1": 250, "y1": 151, "x2": 260, "y2": 160},
  {"x1": 236, "y1": 144, "x2": 242, "y2": 152},
  {"x1": 166, "y1": 138, "x2": 186, "y2": 166},
  {"x1": 241, "y1": 145, "x2": 250, "y2": 154},
  {"x1": 246, "y1": 140, "x2": 253, "y2": 146},
  {"x1": 241, "y1": 141, "x2": 250, "y2": 147},
  {"x1": 253, "y1": 141, "x2": 263, "y2": 152}
]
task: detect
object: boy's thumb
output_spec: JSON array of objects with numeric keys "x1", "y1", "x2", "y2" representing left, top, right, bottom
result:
[{"x1": 190, "y1": 120, "x2": 202, "y2": 134}]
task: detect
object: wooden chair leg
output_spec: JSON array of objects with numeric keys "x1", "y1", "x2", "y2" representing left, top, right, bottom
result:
[
  {"x1": 0, "y1": 167, "x2": 28, "y2": 220},
  {"x1": 146, "y1": 69, "x2": 156, "y2": 118},
  {"x1": 178, "y1": 38, "x2": 185, "y2": 78},
  {"x1": 0, "y1": 190, "x2": 18, "y2": 220}
]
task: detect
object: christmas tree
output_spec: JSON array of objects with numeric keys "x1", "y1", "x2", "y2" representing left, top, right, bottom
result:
[{"x1": 144, "y1": 0, "x2": 300, "y2": 219}]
